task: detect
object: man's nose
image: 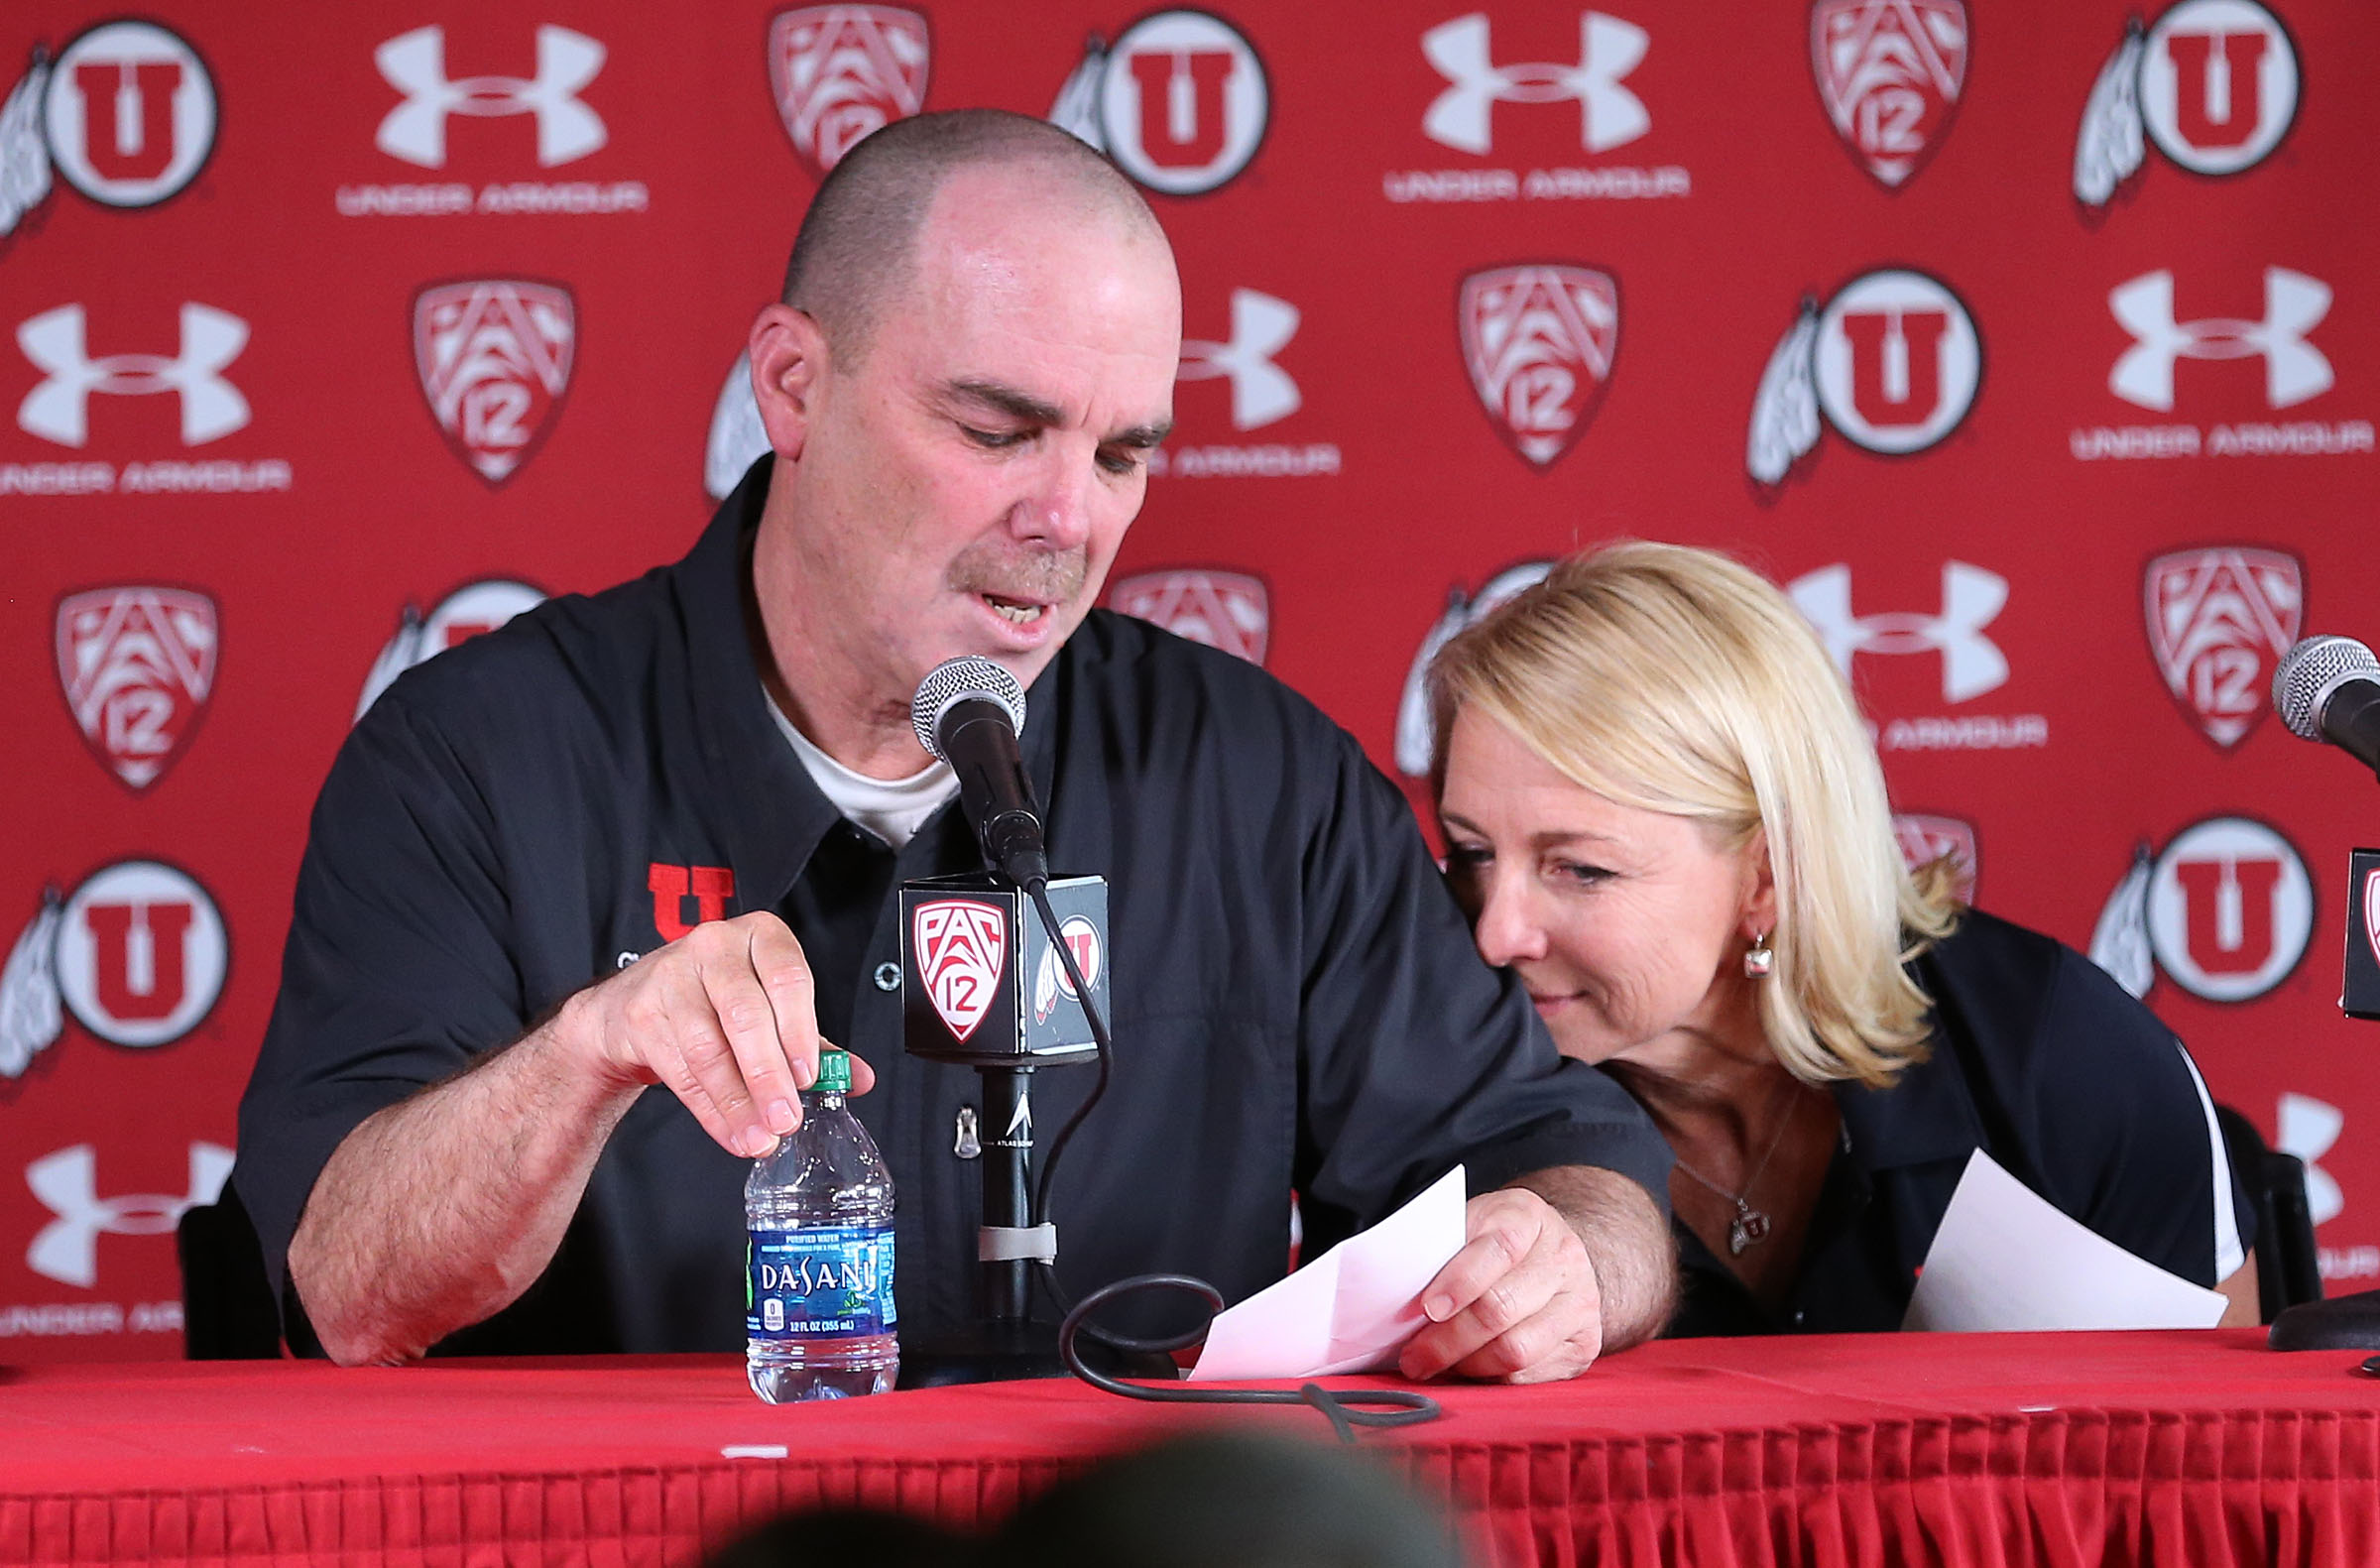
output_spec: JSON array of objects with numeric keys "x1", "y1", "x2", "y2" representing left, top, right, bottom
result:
[
  {"x1": 1469, "y1": 870, "x2": 1548, "y2": 968},
  {"x1": 1012, "y1": 444, "x2": 1097, "y2": 551}
]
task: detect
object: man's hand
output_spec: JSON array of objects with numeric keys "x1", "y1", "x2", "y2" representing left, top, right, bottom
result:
[
  {"x1": 1397, "y1": 1187, "x2": 1605, "y2": 1384},
  {"x1": 565, "y1": 910, "x2": 875, "y2": 1157}
]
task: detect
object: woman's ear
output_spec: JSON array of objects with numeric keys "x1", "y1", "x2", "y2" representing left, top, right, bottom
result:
[
  {"x1": 748, "y1": 303, "x2": 828, "y2": 461},
  {"x1": 1739, "y1": 825, "x2": 1778, "y2": 938}
]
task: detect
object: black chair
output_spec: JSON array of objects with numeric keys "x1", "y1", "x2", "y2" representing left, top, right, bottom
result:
[
  {"x1": 176, "y1": 1182, "x2": 285, "y2": 1358},
  {"x1": 2214, "y1": 1102, "x2": 2322, "y2": 1322}
]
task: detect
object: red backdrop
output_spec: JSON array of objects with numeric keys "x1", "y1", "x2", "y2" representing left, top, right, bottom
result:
[{"x1": 2, "y1": 0, "x2": 2374, "y2": 1361}]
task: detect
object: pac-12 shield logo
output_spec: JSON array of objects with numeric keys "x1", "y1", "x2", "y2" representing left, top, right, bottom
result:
[
  {"x1": 1108, "y1": 569, "x2": 1269, "y2": 664},
  {"x1": 1048, "y1": 12, "x2": 1268, "y2": 195},
  {"x1": 412, "y1": 280, "x2": 575, "y2": 485},
  {"x1": 768, "y1": 6, "x2": 929, "y2": 181},
  {"x1": 914, "y1": 899, "x2": 1006, "y2": 1042},
  {"x1": 0, "y1": 21, "x2": 217, "y2": 241},
  {"x1": 1892, "y1": 812, "x2": 1979, "y2": 901},
  {"x1": 1811, "y1": 0, "x2": 1967, "y2": 188},
  {"x1": 1748, "y1": 269, "x2": 1981, "y2": 486},
  {"x1": 2142, "y1": 546, "x2": 2302, "y2": 750},
  {"x1": 2092, "y1": 817, "x2": 2313, "y2": 1002},
  {"x1": 1, "y1": 861, "x2": 230, "y2": 1066},
  {"x1": 55, "y1": 587, "x2": 218, "y2": 791},
  {"x1": 1032, "y1": 914, "x2": 1102, "y2": 1025},
  {"x1": 2075, "y1": 0, "x2": 2299, "y2": 208},
  {"x1": 1459, "y1": 265, "x2": 1619, "y2": 469}
]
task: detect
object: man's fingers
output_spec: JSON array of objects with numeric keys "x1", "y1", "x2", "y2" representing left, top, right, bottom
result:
[
  {"x1": 619, "y1": 977, "x2": 743, "y2": 1156},
  {"x1": 696, "y1": 936, "x2": 803, "y2": 1150},
  {"x1": 1400, "y1": 1189, "x2": 1607, "y2": 1384},
  {"x1": 748, "y1": 916, "x2": 821, "y2": 1092},
  {"x1": 660, "y1": 964, "x2": 779, "y2": 1157},
  {"x1": 1420, "y1": 1208, "x2": 1536, "y2": 1323},
  {"x1": 1400, "y1": 1235, "x2": 1557, "y2": 1380},
  {"x1": 843, "y1": 1050, "x2": 878, "y2": 1095}
]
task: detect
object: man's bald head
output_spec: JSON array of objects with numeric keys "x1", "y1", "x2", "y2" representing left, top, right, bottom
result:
[{"x1": 780, "y1": 109, "x2": 1167, "y2": 366}]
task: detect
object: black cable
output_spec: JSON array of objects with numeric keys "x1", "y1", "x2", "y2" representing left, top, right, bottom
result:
[
  {"x1": 1017, "y1": 885, "x2": 1443, "y2": 1441},
  {"x1": 1024, "y1": 876, "x2": 1111, "y2": 1234},
  {"x1": 1056, "y1": 1276, "x2": 1441, "y2": 1444}
]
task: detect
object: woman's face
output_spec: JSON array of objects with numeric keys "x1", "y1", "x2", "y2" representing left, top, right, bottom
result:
[{"x1": 1437, "y1": 705, "x2": 1769, "y2": 1068}]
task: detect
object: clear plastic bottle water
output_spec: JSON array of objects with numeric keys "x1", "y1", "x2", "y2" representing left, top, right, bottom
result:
[{"x1": 745, "y1": 1047, "x2": 898, "y2": 1402}]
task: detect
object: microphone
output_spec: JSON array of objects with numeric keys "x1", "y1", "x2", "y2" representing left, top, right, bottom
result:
[
  {"x1": 911, "y1": 656, "x2": 1050, "y2": 886},
  {"x1": 2273, "y1": 635, "x2": 2380, "y2": 775}
]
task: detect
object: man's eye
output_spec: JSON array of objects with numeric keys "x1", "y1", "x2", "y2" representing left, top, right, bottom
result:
[
  {"x1": 963, "y1": 425, "x2": 1026, "y2": 449},
  {"x1": 1096, "y1": 447, "x2": 1146, "y2": 476}
]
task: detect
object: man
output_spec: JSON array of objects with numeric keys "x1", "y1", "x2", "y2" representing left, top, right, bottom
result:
[{"x1": 235, "y1": 110, "x2": 1676, "y2": 1378}]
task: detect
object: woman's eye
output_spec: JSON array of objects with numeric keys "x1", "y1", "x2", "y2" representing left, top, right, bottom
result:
[
  {"x1": 1444, "y1": 844, "x2": 1490, "y2": 870},
  {"x1": 1552, "y1": 861, "x2": 1612, "y2": 887}
]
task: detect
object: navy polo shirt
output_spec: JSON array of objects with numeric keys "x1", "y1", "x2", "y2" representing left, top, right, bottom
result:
[
  {"x1": 1668, "y1": 910, "x2": 2252, "y2": 1336},
  {"x1": 234, "y1": 457, "x2": 1672, "y2": 1354}
]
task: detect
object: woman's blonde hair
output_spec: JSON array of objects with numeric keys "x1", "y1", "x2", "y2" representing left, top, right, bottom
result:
[{"x1": 1427, "y1": 542, "x2": 1962, "y2": 1087}]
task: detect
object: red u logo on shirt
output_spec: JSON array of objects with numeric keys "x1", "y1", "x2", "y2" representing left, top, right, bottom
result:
[{"x1": 648, "y1": 863, "x2": 735, "y2": 942}]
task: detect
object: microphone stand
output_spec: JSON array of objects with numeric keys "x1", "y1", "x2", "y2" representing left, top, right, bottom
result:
[{"x1": 895, "y1": 1059, "x2": 1072, "y2": 1387}]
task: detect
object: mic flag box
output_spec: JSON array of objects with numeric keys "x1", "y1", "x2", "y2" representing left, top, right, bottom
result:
[
  {"x1": 900, "y1": 874, "x2": 1109, "y2": 1067},
  {"x1": 2344, "y1": 849, "x2": 2380, "y2": 1022}
]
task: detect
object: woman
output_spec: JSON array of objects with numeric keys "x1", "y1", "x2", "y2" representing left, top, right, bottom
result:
[{"x1": 1427, "y1": 542, "x2": 2257, "y2": 1334}]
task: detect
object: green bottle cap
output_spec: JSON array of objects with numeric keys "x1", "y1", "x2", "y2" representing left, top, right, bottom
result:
[{"x1": 813, "y1": 1047, "x2": 851, "y2": 1094}]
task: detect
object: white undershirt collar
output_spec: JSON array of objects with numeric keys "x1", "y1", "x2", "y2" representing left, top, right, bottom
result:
[{"x1": 767, "y1": 693, "x2": 959, "y2": 850}]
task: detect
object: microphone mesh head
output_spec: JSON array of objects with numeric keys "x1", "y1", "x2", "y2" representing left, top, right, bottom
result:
[
  {"x1": 2273, "y1": 635, "x2": 2380, "y2": 741},
  {"x1": 910, "y1": 656, "x2": 1026, "y2": 762}
]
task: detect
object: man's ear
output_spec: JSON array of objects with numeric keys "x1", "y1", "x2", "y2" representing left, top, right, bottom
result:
[{"x1": 748, "y1": 303, "x2": 827, "y2": 461}]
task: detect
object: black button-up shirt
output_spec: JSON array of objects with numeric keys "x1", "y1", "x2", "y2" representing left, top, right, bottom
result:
[
  {"x1": 235, "y1": 458, "x2": 1671, "y2": 1354},
  {"x1": 1668, "y1": 910, "x2": 2251, "y2": 1336}
]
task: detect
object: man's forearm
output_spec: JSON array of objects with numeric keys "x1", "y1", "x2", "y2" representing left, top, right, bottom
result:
[
  {"x1": 287, "y1": 998, "x2": 639, "y2": 1365},
  {"x1": 1508, "y1": 1165, "x2": 1678, "y2": 1350}
]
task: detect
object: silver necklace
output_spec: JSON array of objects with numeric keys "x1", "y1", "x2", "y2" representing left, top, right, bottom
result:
[{"x1": 1670, "y1": 1080, "x2": 1798, "y2": 1257}]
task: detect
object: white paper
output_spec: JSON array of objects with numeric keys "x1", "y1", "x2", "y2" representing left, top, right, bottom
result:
[
  {"x1": 1903, "y1": 1149, "x2": 2225, "y2": 1332},
  {"x1": 1188, "y1": 1166, "x2": 1468, "y2": 1382}
]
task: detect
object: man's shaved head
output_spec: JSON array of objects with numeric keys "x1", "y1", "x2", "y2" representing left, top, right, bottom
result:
[{"x1": 780, "y1": 108, "x2": 1166, "y2": 365}]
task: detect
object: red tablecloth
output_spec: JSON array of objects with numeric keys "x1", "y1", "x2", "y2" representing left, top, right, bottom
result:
[{"x1": 5, "y1": 1329, "x2": 2378, "y2": 1566}]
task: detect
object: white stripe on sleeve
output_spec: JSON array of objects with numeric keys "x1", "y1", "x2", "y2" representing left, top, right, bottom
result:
[{"x1": 2175, "y1": 1043, "x2": 2246, "y2": 1280}]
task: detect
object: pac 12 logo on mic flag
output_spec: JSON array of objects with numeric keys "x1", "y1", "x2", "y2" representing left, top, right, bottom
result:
[
  {"x1": 912, "y1": 897, "x2": 1006, "y2": 1043},
  {"x1": 899, "y1": 875, "x2": 1108, "y2": 1067}
]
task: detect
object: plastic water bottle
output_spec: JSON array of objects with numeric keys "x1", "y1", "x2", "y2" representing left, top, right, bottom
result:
[{"x1": 745, "y1": 1047, "x2": 898, "y2": 1401}]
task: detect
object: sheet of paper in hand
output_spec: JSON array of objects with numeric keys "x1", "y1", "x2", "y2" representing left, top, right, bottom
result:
[
  {"x1": 1187, "y1": 1166, "x2": 1468, "y2": 1382},
  {"x1": 1903, "y1": 1150, "x2": 2224, "y2": 1332}
]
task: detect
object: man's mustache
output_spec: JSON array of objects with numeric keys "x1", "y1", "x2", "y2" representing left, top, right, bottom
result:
[{"x1": 948, "y1": 543, "x2": 1088, "y2": 605}]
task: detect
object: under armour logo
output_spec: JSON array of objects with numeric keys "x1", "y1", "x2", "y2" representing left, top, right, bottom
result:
[
  {"x1": 375, "y1": 25, "x2": 607, "y2": 169},
  {"x1": 2277, "y1": 1092, "x2": 2343, "y2": 1226},
  {"x1": 17, "y1": 302, "x2": 250, "y2": 447},
  {"x1": 2109, "y1": 268, "x2": 2332, "y2": 413},
  {"x1": 1421, "y1": 12, "x2": 1649, "y2": 156},
  {"x1": 1789, "y1": 560, "x2": 2009, "y2": 703},
  {"x1": 1177, "y1": 290, "x2": 1300, "y2": 430},
  {"x1": 26, "y1": 1142, "x2": 232, "y2": 1288}
]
